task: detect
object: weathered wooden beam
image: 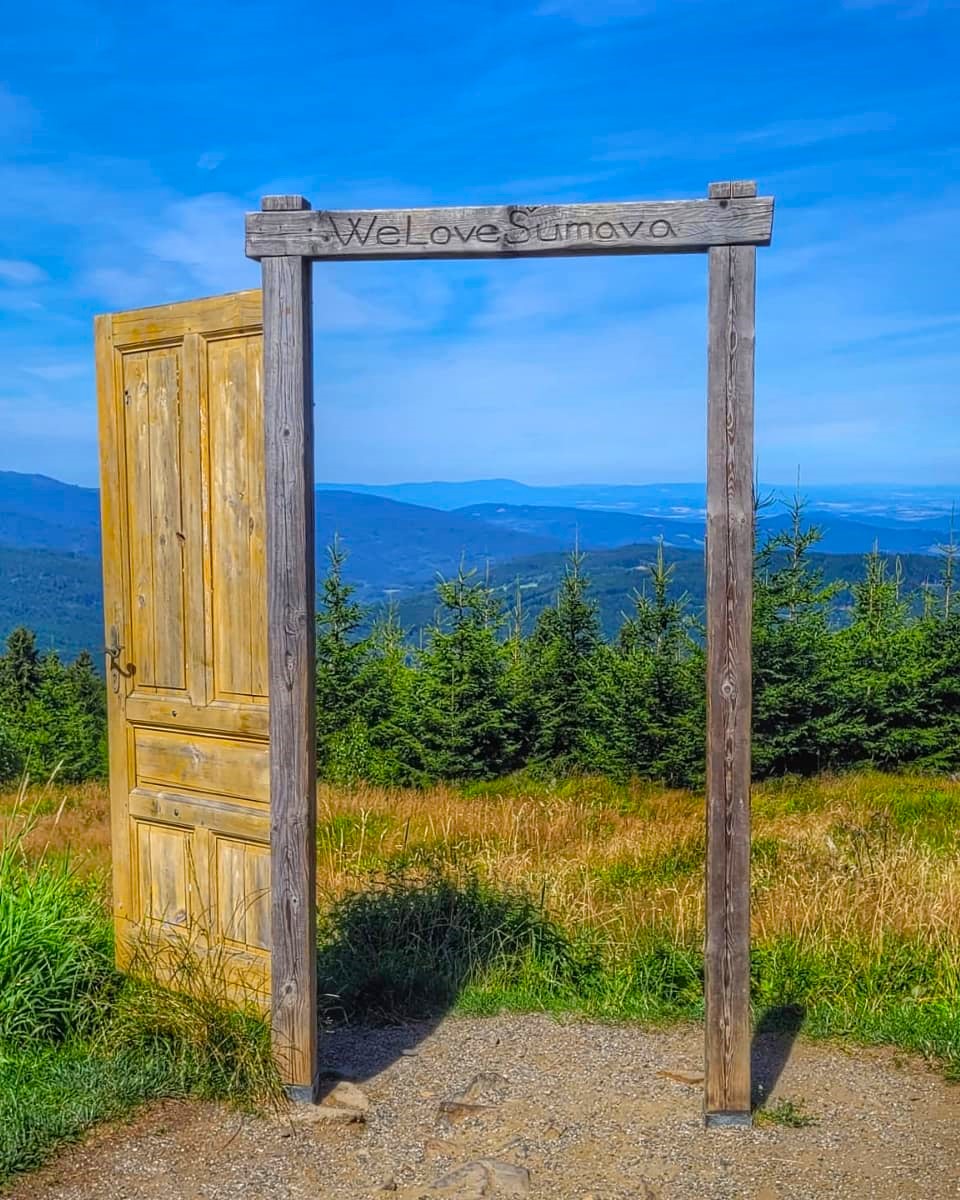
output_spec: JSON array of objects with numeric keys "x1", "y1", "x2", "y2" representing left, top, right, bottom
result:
[
  {"x1": 704, "y1": 180, "x2": 756, "y2": 1127},
  {"x1": 260, "y1": 195, "x2": 318, "y2": 1101},
  {"x1": 246, "y1": 195, "x2": 773, "y2": 261}
]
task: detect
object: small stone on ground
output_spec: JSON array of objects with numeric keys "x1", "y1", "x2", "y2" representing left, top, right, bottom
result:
[{"x1": 7, "y1": 1014, "x2": 960, "y2": 1200}]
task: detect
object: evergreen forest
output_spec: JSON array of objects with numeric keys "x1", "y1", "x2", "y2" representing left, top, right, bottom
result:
[{"x1": 1, "y1": 502, "x2": 958, "y2": 788}]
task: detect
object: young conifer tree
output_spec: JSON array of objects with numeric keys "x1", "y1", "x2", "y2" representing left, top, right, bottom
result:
[
  {"x1": 526, "y1": 548, "x2": 615, "y2": 773},
  {"x1": 417, "y1": 563, "x2": 518, "y2": 780},
  {"x1": 315, "y1": 536, "x2": 370, "y2": 774},
  {"x1": 752, "y1": 493, "x2": 841, "y2": 776},
  {"x1": 616, "y1": 541, "x2": 704, "y2": 786},
  {"x1": 832, "y1": 547, "x2": 926, "y2": 768},
  {"x1": 913, "y1": 521, "x2": 960, "y2": 771},
  {"x1": 0, "y1": 630, "x2": 107, "y2": 781}
]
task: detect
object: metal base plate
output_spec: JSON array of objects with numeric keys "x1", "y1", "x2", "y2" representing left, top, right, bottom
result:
[
  {"x1": 704, "y1": 1111, "x2": 753, "y2": 1129},
  {"x1": 284, "y1": 1079, "x2": 320, "y2": 1105}
]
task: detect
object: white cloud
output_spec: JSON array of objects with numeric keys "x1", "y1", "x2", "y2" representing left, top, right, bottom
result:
[
  {"x1": 0, "y1": 392, "x2": 95, "y2": 443},
  {"x1": 737, "y1": 112, "x2": 896, "y2": 150},
  {"x1": 22, "y1": 362, "x2": 90, "y2": 382},
  {"x1": 0, "y1": 259, "x2": 47, "y2": 285},
  {"x1": 535, "y1": 0, "x2": 654, "y2": 23},
  {"x1": 147, "y1": 193, "x2": 256, "y2": 293},
  {"x1": 197, "y1": 151, "x2": 226, "y2": 171},
  {"x1": 0, "y1": 292, "x2": 43, "y2": 313}
]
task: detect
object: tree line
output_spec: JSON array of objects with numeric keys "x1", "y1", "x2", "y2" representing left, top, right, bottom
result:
[
  {"x1": 316, "y1": 500, "x2": 960, "y2": 787},
  {"x1": 0, "y1": 631, "x2": 106, "y2": 782},
  {"x1": 0, "y1": 500, "x2": 957, "y2": 787}
]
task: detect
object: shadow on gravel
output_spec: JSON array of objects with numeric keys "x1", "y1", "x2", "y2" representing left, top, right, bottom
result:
[
  {"x1": 313, "y1": 872, "x2": 576, "y2": 1090},
  {"x1": 751, "y1": 1003, "x2": 806, "y2": 1110}
]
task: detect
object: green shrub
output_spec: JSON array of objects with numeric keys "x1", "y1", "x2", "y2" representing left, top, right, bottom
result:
[{"x1": 0, "y1": 797, "x2": 115, "y2": 1044}]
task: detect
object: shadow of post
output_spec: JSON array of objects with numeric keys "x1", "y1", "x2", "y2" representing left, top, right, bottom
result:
[
  {"x1": 313, "y1": 871, "x2": 578, "y2": 1093},
  {"x1": 751, "y1": 1003, "x2": 806, "y2": 1110}
]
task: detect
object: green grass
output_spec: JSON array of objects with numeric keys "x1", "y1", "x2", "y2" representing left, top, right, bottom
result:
[
  {"x1": 0, "y1": 788, "x2": 279, "y2": 1185},
  {"x1": 754, "y1": 1098, "x2": 817, "y2": 1128},
  {"x1": 314, "y1": 869, "x2": 960, "y2": 1081},
  {"x1": 3, "y1": 769, "x2": 960, "y2": 1184},
  {"x1": 588, "y1": 837, "x2": 705, "y2": 893},
  {"x1": 881, "y1": 781, "x2": 960, "y2": 849}
]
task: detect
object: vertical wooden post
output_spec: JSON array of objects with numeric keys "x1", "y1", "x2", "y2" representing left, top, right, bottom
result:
[
  {"x1": 704, "y1": 180, "x2": 756, "y2": 1127},
  {"x1": 261, "y1": 195, "x2": 318, "y2": 1101}
]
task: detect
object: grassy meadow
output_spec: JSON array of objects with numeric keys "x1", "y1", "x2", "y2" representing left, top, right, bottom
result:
[{"x1": 0, "y1": 769, "x2": 958, "y2": 1180}]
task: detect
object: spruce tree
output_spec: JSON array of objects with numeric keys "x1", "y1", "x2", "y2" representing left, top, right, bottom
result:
[
  {"x1": 0, "y1": 626, "x2": 41, "y2": 709},
  {"x1": 616, "y1": 543, "x2": 704, "y2": 786},
  {"x1": 913, "y1": 532, "x2": 960, "y2": 771},
  {"x1": 504, "y1": 577, "x2": 536, "y2": 763},
  {"x1": 315, "y1": 537, "x2": 369, "y2": 775},
  {"x1": 527, "y1": 549, "x2": 615, "y2": 772},
  {"x1": 0, "y1": 633, "x2": 107, "y2": 781},
  {"x1": 752, "y1": 496, "x2": 841, "y2": 775},
  {"x1": 353, "y1": 603, "x2": 428, "y2": 786},
  {"x1": 417, "y1": 565, "x2": 518, "y2": 780},
  {"x1": 832, "y1": 548, "x2": 927, "y2": 767}
]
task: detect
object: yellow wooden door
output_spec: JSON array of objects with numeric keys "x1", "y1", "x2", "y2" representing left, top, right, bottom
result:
[{"x1": 96, "y1": 290, "x2": 270, "y2": 1002}]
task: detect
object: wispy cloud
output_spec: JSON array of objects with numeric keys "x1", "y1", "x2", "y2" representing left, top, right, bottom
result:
[
  {"x1": 737, "y1": 112, "x2": 897, "y2": 149},
  {"x1": 147, "y1": 193, "x2": 256, "y2": 293},
  {"x1": 22, "y1": 362, "x2": 90, "y2": 382},
  {"x1": 0, "y1": 0, "x2": 957, "y2": 486},
  {"x1": 0, "y1": 391, "x2": 95, "y2": 445},
  {"x1": 534, "y1": 0, "x2": 654, "y2": 23},
  {"x1": 0, "y1": 259, "x2": 47, "y2": 285},
  {"x1": 196, "y1": 151, "x2": 226, "y2": 171},
  {"x1": 0, "y1": 292, "x2": 43, "y2": 313},
  {"x1": 842, "y1": 0, "x2": 932, "y2": 12}
]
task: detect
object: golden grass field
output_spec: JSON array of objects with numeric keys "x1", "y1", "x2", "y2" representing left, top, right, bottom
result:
[{"x1": 5, "y1": 770, "x2": 959, "y2": 960}]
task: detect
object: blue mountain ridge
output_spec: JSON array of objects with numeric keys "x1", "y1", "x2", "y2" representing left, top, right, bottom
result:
[{"x1": 0, "y1": 471, "x2": 955, "y2": 659}]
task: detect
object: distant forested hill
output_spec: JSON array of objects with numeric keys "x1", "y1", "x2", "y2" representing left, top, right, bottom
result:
[
  {"x1": 4, "y1": 537, "x2": 947, "y2": 664},
  {"x1": 391, "y1": 543, "x2": 949, "y2": 641},
  {"x1": 0, "y1": 547, "x2": 104, "y2": 660},
  {"x1": 0, "y1": 471, "x2": 102, "y2": 554},
  {"x1": 0, "y1": 470, "x2": 954, "y2": 659}
]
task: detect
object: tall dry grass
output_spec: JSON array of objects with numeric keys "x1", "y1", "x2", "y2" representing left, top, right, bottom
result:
[
  {"x1": 3, "y1": 771, "x2": 958, "y2": 957},
  {"x1": 310, "y1": 773, "x2": 960, "y2": 954}
]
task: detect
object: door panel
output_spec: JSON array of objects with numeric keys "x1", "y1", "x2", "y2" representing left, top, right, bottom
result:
[
  {"x1": 96, "y1": 290, "x2": 269, "y2": 1002},
  {"x1": 204, "y1": 334, "x2": 267, "y2": 703}
]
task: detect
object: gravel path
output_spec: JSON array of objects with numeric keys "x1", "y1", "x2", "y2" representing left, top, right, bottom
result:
[{"x1": 8, "y1": 1015, "x2": 960, "y2": 1200}]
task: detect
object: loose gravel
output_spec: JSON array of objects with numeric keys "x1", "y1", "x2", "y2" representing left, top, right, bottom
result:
[{"x1": 7, "y1": 1014, "x2": 959, "y2": 1199}]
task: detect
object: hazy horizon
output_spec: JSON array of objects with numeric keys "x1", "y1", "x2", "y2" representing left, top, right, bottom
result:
[
  {"x1": 2, "y1": 466, "x2": 957, "y2": 498},
  {"x1": 2, "y1": 3, "x2": 958, "y2": 489}
]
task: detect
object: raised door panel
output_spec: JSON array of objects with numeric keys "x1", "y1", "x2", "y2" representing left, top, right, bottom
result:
[
  {"x1": 120, "y1": 345, "x2": 188, "y2": 696},
  {"x1": 98, "y1": 291, "x2": 269, "y2": 1004},
  {"x1": 202, "y1": 333, "x2": 267, "y2": 704}
]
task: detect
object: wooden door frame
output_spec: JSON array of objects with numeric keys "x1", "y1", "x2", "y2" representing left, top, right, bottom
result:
[{"x1": 245, "y1": 183, "x2": 774, "y2": 1121}]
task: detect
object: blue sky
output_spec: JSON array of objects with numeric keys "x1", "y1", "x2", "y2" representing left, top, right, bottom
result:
[{"x1": 1, "y1": 0, "x2": 958, "y2": 488}]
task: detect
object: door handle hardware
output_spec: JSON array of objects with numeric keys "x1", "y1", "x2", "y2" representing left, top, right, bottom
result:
[{"x1": 105, "y1": 628, "x2": 135, "y2": 691}]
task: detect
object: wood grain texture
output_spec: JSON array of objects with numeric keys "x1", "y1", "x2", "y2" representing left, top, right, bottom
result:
[
  {"x1": 206, "y1": 335, "x2": 268, "y2": 701},
  {"x1": 109, "y1": 291, "x2": 262, "y2": 349},
  {"x1": 134, "y1": 727, "x2": 269, "y2": 803},
  {"x1": 704, "y1": 183, "x2": 756, "y2": 1123},
  {"x1": 96, "y1": 313, "x2": 136, "y2": 959},
  {"x1": 121, "y1": 351, "x2": 156, "y2": 688},
  {"x1": 124, "y1": 696, "x2": 269, "y2": 739},
  {"x1": 246, "y1": 196, "x2": 773, "y2": 261},
  {"x1": 179, "y1": 333, "x2": 209, "y2": 710},
  {"x1": 129, "y1": 788, "x2": 269, "y2": 843},
  {"x1": 146, "y1": 348, "x2": 187, "y2": 691},
  {"x1": 96, "y1": 292, "x2": 271, "y2": 997},
  {"x1": 261, "y1": 203, "x2": 318, "y2": 1097}
]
